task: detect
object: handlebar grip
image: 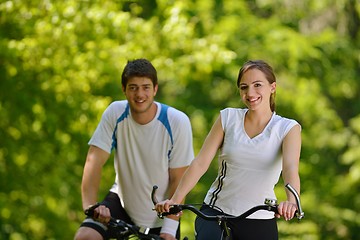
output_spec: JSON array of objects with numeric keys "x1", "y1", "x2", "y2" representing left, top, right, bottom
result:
[
  {"x1": 84, "y1": 202, "x2": 101, "y2": 217},
  {"x1": 169, "y1": 205, "x2": 182, "y2": 214},
  {"x1": 157, "y1": 205, "x2": 182, "y2": 218}
]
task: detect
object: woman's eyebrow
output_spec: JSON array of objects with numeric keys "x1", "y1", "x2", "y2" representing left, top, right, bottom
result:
[{"x1": 240, "y1": 80, "x2": 263, "y2": 85}]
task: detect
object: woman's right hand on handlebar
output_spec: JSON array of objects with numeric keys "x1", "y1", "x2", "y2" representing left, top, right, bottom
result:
[
  {"x1": 155, "y1": 199, "x2": 176, "y2": 214},
  {"x1": 276, "y1": 201, "x2": 297, "y2": 221}
]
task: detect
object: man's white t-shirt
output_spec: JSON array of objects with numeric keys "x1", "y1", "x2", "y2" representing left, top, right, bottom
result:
[
  {"x1": 89, "y1": 101, "x2": 194, "y2": 228},
  {"x1": 204, "y1": 108, "x2": 300, "y2": 219}
]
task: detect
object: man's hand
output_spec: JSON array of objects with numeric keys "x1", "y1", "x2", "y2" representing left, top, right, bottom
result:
[
  {"x1": 160, "y1": 233, "x2": 177, "y2": 240},
  {"x1": 93, "y1": 204, "x2": 111, "y2": 224}
]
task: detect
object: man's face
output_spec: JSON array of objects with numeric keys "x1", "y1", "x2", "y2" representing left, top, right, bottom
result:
[{"x1": 123, "y1": 76, "x2": 158, "y2": 115}]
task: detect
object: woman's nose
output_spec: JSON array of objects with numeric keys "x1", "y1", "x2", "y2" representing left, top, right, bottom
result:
[{"x1": 247, "y1": 86, "x2": 256, "y2": 96}]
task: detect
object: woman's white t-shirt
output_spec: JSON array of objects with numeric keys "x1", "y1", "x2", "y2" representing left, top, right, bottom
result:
[{"x1": 204, "y1": 108, "x2": 300, "y2": 219}]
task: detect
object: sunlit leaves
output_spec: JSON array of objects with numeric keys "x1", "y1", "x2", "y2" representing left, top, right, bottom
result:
[{"x1": 1, "y1": 0, "x2": 360, "y2": 239}]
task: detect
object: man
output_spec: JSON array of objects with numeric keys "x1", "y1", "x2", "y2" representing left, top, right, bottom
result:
[{"x1": 74, "y1": 58, "x2": 194, "y2": 240}]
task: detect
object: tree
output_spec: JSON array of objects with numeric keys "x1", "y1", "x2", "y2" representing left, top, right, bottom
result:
[{"x1": 1, "y1": 0, "x2": 359, "y2": 239}]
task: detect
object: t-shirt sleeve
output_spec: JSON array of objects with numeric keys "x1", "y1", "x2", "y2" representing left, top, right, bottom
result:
[
  {"x1": 220, "y1": 108, "x2": 231, "y2": 131},
  {"x1": 281, "y1": 119, "x2": 301, "y2": 138},
  {"x1": 168, "y1": 109, "x2": 195, "y2": 168},
  {"x1": 220, "y1": 108, "x2": 241, "y2": 132},
  {"x1": 88, "y1": 103, "x2": 117, "y2": 154}
]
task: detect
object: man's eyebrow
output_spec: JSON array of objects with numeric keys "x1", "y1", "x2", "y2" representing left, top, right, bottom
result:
[{"x1": 127, "y1": 83, "x2": 152, "y2": 87}]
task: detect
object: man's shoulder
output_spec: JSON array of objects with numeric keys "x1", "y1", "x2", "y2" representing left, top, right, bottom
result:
[
  {"x1": 156, "y1": 102, "x2": 190, "y2": 126},
  {"x1": 110, "y1": 100, "x2": 128, "y2": 107},
  {"x1": 107, "y1": 100, "x2": 128, "y2": 112},
  {"x1": 160, "y1": 103, "x2": 188, "y2": 118}
]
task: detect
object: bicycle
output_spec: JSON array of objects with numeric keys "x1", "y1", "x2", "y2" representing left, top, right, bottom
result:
[
  {"x1": 151, "y1": 183, "x2": 304, "y2": 240},
  {"x1": 84, "y1": 203, "x2": 163, "y2": 240}
]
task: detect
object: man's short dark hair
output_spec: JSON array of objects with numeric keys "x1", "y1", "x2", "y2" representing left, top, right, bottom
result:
[{"x1": 121, "y1": 58, "x2": 158, "y2": 89}]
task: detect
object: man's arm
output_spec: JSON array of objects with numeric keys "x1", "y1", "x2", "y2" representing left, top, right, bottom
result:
[{"x1": 81, "y1": 145, "x2": 110, "y2": 210}]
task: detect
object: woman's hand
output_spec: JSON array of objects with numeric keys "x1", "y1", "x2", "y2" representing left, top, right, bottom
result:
[
  {"x1": 155, "y1": 199, "x2": 176, "y2": 214},
  {"x1": 276, "y1": 201, "x2": 297, "y2": 221}
]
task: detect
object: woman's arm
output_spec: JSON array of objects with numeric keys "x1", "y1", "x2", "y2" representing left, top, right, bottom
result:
[
  {"x1": 156, "y1": 115, "x2": 224, "y2": 212},
  {"x1": 278, "y1": 124, "x2": 302, "y2": 220}
]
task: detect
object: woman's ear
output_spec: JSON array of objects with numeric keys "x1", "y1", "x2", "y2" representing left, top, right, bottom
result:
[{"x1": 270, "y1": 82, "x2": 276, "y2": 93}]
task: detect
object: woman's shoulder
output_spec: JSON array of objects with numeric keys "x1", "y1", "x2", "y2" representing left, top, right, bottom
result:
[
  {"x1": 221, "y1": 107, "x2": 247, "y2": 115},
  {"x1": 272, "y1": 113, "x2": 301, "y2": 132},
  {"x1": 220, "y1": 108, "x2": 247, "y2": 127},
  {"x1": 273, "y1": 113, "x2": 299, "y2": 124}
]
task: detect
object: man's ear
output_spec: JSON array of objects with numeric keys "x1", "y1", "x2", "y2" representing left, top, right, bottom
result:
[{"x1": 153, "y1": 84, "x2": 158, "y2": 96}]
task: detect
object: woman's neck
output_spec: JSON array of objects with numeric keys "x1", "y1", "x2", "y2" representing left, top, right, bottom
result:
[
  {"x1": 244, "y1": 108, "x2": 273, "y2": 138},
  {"x1": 246, "y1": 108, "x2": 273, "y2": 125}
]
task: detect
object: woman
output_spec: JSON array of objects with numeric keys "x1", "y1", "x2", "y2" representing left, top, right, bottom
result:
[{"x1": 155, "y1": 60, "x2": 301, "y2": 240}]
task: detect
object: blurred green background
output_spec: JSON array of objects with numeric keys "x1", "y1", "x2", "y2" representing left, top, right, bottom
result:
[{"x1": 1, "y1": 0, "x2": 359, "y2": 239}]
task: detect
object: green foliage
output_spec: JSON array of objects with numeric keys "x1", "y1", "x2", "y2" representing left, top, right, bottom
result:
[{"x1": 1, "y1": 0, "x2": 359, "y2": 239}]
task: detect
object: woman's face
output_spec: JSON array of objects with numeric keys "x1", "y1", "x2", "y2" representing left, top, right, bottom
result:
[{"x1": 238, "y1": 68, "x2": 276, "y2": 111}]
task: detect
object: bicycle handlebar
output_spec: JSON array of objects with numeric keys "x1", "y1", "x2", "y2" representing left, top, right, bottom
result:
[
  {"x1": 152, "y1": 183, "x2": 304, "y2": 221},
  {"x1": 84, "y1": 203, "x2": 162, "y2": 240}
]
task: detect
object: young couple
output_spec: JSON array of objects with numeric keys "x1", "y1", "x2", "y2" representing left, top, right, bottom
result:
[{"x1": 75, "y1": 58, "x2": 301, "y2": 240}]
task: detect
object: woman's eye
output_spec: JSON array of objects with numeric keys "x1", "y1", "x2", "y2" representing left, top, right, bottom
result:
[{"x1": 240, "y1": 86, "x2": 247, "y2": 90}]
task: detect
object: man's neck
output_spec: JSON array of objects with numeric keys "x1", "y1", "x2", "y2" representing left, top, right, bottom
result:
[{"x1": 131, "y1": 102, "x2": 158, "y2": 125}]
